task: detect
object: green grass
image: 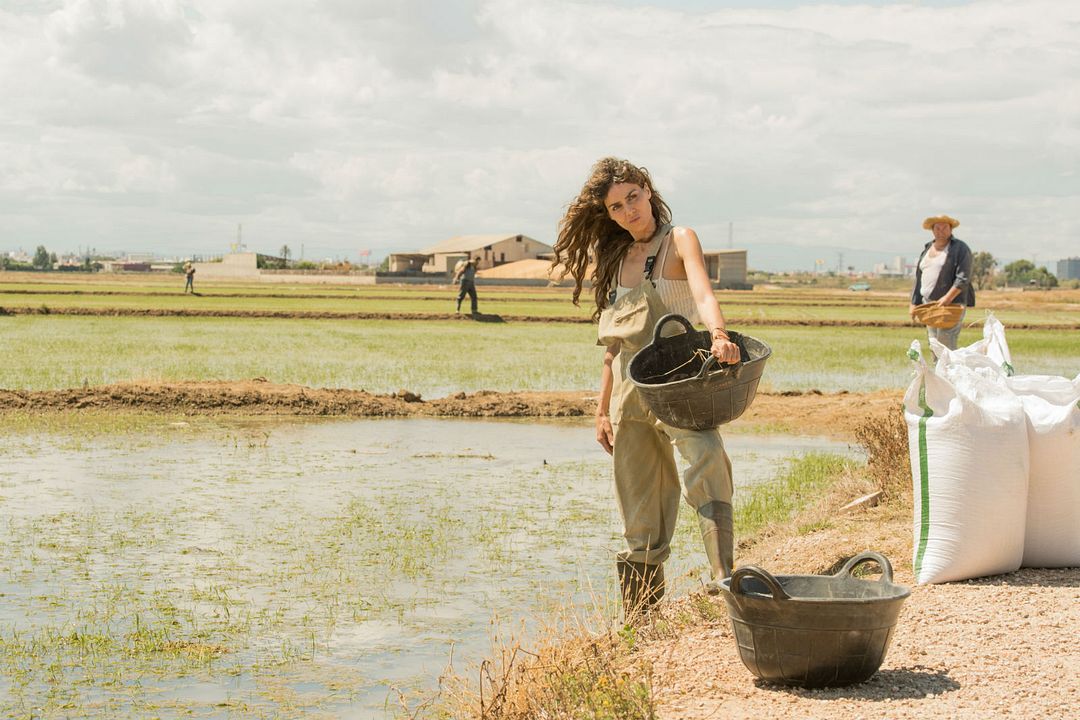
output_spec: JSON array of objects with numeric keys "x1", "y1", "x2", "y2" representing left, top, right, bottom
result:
[{"x1": 734, "y1": 452, "x2": 858, "y2": 537}]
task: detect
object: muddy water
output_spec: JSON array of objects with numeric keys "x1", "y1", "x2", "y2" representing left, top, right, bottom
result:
[{"x1": 0, "y1": 418, "x2": 858, "y2": 718}]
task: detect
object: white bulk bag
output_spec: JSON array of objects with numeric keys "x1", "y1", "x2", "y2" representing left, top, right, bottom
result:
[
  {"x1": 933, "y1": 313, "x2": 1013, "y2": 377},
  {"x1": 904, "y1": 341, "x2": 1029, "y2": 584},
  {"x1": 1006, "y1": 374, "x2": 1080, "y2": 568}
]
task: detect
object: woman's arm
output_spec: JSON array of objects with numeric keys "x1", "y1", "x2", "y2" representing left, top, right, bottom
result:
[
  {"x1": 596, "y1": 342, "x2": 619, "y2": 454},
  {"x1": 671, "y1": 227, "x2": 741, "y2": 364}
]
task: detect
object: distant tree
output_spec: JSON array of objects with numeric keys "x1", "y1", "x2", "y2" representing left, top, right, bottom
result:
[
  {"x1": 971, "y1": 251, "x2": 997, "y2": 290},
  {"x1": 1003, "y1": 259, "x2": 1036, "y2": 286},
  {"x1": 1031, "y1": 267, "x2": 1058, "y2": 288},
  {"x1": 280, "y1": 245, "x2": 291, "y2": 263},
  {"x1": 1003, "y1": 259, "x2": 1058, "y2": 288},
  {"x1": 32, "y1": 245, "x2": 52, "y2": 270}
]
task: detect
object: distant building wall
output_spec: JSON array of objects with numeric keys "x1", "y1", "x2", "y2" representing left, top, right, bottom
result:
[
  {"x1": 192, "y1": 253, "x2": 258, "y2": 278},
  {"x1": 424, "y1": 235, "x2": 552, "y2": 274},
  {"x1": 704, "y1": 250, "x2": 748, "y2": 287},
  {"x1": 258, "y1": 273, "x2": 376, "y2": 285},
  {"x1": 388, "y1": 254, "x2": 428, "y2": 272},
  {"x1": 1057, "y1": 257, "x2": 1080, "y2": 281}
]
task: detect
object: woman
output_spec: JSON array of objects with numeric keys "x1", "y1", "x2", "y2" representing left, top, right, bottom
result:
[
  {"x1": 553, "y1": 157, "x2": 741, "y2": 618},
  {"x1": 909, "y1": 214, "x2": 975, "y2": 351}
]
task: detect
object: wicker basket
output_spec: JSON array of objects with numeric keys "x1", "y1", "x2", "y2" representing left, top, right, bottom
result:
[
  {"x1": 913, "y1": 302, "x2": 963, "y2": 329},
  {"x1": 627, "y1": 314, "x2": 771, "y2": 430}
]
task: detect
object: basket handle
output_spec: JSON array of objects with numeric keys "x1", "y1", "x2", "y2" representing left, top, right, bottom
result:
[
  {"x1": 651, "y1": 313, "x2": 695, "y2": 344},
  {"x1": 698, "y1": 354, "x2": 740, "y2": 379},
  {"x1": 834, "y1": 551, "x2": 894, "y2": 583},
  {"x1": 729, "y1": 566, "x2": 791, "y2": 600}
]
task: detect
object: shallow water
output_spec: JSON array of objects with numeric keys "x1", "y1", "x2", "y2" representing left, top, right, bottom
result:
[{"x1": 0, "y1": 417, "x2": 859, "y2": 718}]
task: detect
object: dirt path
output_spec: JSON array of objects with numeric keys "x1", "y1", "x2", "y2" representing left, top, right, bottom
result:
[
  {"x1": 3, "y1": 304, "x2": 1078, "y2": 328},
  {"x1": 0, "y1": 381, "x2": 904, "y2": 440}
]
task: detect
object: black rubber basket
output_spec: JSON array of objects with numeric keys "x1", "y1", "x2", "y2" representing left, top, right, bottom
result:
[
  {"x1": 718, "y1": 552, "x2": 910, "y2": 688},
  {"x1": 627, "y1": 314, "x2": 771, "y2": 430}
]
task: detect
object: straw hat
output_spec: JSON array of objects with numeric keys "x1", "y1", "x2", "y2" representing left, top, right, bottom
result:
[{"x1": 922, "y1": 215, "x2": 959, "y2": 230}]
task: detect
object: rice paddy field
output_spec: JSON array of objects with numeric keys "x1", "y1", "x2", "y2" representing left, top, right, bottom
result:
[
  {"x1": 2, "y1": 274, "x2": 1078, "y2": 395},
  {"x1": 1, "y1": 272, "x2": 1078, "y2": 719}
]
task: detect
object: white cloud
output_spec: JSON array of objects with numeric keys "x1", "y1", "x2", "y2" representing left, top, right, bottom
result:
[{"x1": 1, "y1": 0, "x2": 1078, "y2": 268}]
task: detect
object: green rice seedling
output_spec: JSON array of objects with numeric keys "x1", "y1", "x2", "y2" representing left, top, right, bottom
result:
[
  {"x1": 3, "y1": 310, "x2": 1079, "y2": 394},
  {"x1": 0, "y1": 316, "x2": 601, "y2": 393}
]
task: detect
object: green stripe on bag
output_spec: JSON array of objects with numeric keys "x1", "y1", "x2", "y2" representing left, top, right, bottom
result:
[{"x1": 914, "y1": 381, "x2": 933, "y2": 577}]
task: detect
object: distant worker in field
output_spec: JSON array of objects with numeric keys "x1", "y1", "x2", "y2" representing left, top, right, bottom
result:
[
  {"x1": 453, "y1": 256, "x2": 479, "y2": 315},
  {"x1": 183, "y1": 261, "x2": 196, "y2": 294},
  {"x1": 909, "y1": 214, "x2": 975, "y2": 351},
  {"x1": 553, "y1": 157, "x2": 741, "y2": 621}
]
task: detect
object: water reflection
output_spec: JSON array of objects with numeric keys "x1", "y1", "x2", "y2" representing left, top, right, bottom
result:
[{"x1": 0, "y1": 417, "x2": 860, "y2": 718}]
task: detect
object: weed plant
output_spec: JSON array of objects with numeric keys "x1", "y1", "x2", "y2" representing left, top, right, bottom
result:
[{"x1": 853, "y1": 408, "x2": 911, "y2": 502}]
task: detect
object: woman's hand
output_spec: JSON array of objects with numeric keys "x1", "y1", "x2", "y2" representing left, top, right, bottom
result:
[
  {"x1": 711, "y1": 338, "x2": 740, "y2": 364},
  {"x1": 595, "y1": 412, "x2": 614, "y2": 455}
]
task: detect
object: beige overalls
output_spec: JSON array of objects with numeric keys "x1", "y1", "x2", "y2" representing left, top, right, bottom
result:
[{"x1": 598, "y1": 224, "x2": 734, "y2": 569}]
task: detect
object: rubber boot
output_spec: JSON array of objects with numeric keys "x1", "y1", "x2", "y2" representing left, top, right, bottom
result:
[
  {"x1": 698, "y1": 500, "x2": 734, "y2": 595},
  {"x1": 616, "y1": 559, "x2": 664, "y2": 621}
]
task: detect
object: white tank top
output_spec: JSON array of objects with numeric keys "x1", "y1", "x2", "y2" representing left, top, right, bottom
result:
[
  {"x1": 615, "y1": 227, "x2": 700, "y2": 324},
  {"x1": 919, "y1": 245, "x2": 948, "y2": 300}
]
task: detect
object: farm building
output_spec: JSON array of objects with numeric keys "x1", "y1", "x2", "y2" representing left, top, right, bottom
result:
[
  {"x1": 479, "y1": 248, "x2": 750, "y2": 289},
  {"x1": 388, "y1": 234, "x2": 553, "y2": 275},
  {"x1": 703, "y1": 249, "x2": 749, "y2": 288}
]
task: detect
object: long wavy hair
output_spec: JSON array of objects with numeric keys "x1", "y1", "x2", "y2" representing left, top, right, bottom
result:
[{"x1": 553, "y1": 157, "x2": 671, "y2": 321}]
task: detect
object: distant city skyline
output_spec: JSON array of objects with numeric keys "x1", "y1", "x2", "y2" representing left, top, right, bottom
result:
[{"x1": 2, "y1": 1, "x2": 1078, "y2": 272}]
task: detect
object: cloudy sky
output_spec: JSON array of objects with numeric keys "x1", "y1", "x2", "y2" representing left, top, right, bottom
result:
[{"x1": 2, "y1": 0, "x2": 1077, "y2": 270}]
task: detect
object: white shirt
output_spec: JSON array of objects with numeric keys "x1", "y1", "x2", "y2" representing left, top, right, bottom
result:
[{"x1": 919, "y1": 246, "x2": 948, "y2": 301}]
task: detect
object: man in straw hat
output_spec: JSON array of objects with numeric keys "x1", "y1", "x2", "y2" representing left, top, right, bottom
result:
[{"x1": 909, "y1": 214, "x2": 975, "y2": 351}]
